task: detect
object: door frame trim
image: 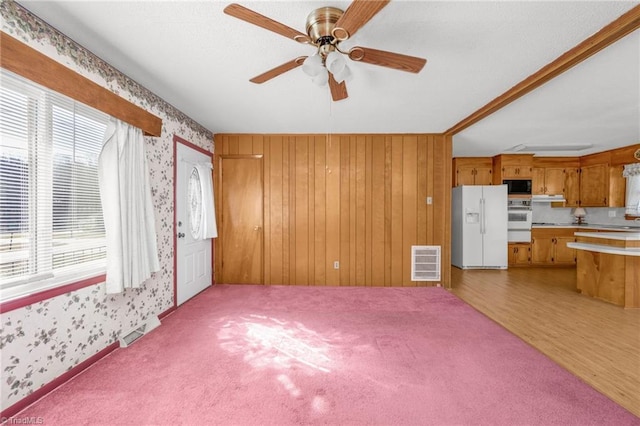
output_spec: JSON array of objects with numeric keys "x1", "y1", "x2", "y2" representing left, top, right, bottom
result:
[
  {"x1": 172, "y1": 135, "x2": 214, "y2": 308},
  {"x1": 216, "y1": 154, "x2": 265, "y2": 284}
]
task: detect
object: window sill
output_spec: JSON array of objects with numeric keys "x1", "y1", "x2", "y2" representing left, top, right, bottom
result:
[{"x1": 1, "y1": 266, "x2": 106, "y2": 313}]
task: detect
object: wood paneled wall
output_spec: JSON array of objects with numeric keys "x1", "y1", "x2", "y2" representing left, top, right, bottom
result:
[{"x1": 214, "y1": 134, "x2": 452, "y2": 287}]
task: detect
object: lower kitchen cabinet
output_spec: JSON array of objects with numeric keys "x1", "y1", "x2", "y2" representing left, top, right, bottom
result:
[
  {"x1": 555, "y1": 236, "x2": 578, "y2": 264},
  {"x1": 508, "y1": 243, "x2": 530, "y2": 266},
  {"x1": 531, "y1": 235, "x2": 553, "y2": 264},
  {"x1": 531, "y1": 228, "x2": 577, "y2": 266}
]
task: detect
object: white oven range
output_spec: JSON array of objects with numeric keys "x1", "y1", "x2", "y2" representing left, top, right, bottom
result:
[{"x1": 507, "y1": 199, "x2": 532, "y2": 242}]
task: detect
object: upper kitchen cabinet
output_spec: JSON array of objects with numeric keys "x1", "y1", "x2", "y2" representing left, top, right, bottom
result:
[
  {"x1": 532, "y1": 167, "x2": 565, "y2": 195},
  {"x1": 579, "y1": 151, "x2": 626, "y2": 207},
  {"x1": 492, "y1": 154, "x2": 533, "y2": 184},
  {"x1": 564, "y1": 168, "x2": 581, "y2": 207},
  {"x1": 452, "y1": 157, "x2": 493, "y2": 186},
  {"x1": 532, "y1": 157, "x2": 580, "y2": 206}
]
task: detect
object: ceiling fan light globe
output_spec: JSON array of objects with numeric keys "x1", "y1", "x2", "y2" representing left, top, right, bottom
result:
[
  {"x1": 332, "y1": 65, "x2": 351, "y2": 84},
  {"x1": 302, "y1": 54, "x2": 323, "y2": 76},
  {"x1": 312, "y1": 68, "x2": 329, "y2": 86},
  {"x1": 325, "y1": 51, "x2": 346, "y2": 74}
]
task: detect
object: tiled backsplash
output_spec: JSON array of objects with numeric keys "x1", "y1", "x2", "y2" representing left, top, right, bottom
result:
[{"x1": 532, "y1": 203, "x2": 637, "y2": 225}]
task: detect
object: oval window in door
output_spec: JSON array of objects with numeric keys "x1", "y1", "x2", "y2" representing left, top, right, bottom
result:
[{"x1": 188, "y1": 166, "x2": 203, "y2": 239}]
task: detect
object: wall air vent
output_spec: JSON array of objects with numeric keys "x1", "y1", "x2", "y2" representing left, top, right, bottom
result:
[
  {"x1": 411, "y1": 245, "x2": 441, "y2": 281},
  {"x1": 118, "y1": 316, "x2": 161, "y2": 347},
  {"x1": 507, "y1": 144, "x2": 593, "y2": 152}
]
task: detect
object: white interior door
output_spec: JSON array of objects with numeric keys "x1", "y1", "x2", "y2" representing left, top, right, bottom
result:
[{"x1": 176, "y1": 142, "x2": 212, "y2": 306}]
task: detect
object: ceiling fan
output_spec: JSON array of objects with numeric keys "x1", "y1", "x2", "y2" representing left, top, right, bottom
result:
[{"x1": 224, "y1": 0, "x2": 427, "y2": 101}]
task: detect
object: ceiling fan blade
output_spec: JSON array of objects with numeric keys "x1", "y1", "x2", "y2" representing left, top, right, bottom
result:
[
  {"x1": 249, "y1": 57, "x2": 306, "y2": 84},
  {"x1": 224, "y1": 3, "x2": 311, "y2": 44},
  {"x1": 332, "y1": 0, "x2": 390, "y2": 40},
  {"x1": 348, "y1": 46, "x2": 426, "y2": 73},
  {"x1": 328, "y1": 73, "x2": 348, "y2": 101}
]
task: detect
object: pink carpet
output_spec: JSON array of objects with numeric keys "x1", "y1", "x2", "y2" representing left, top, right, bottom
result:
[{"x1": 14, "y1": 285, "x2": 639, "y2": 425}]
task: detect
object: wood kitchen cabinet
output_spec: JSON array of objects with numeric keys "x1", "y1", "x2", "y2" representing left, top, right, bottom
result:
[
  {"x1": 452, "y1": 157, "x2": 493, "y2": 186},
  {"x1": 531, "y1": 158, "x2": 580, "y2": 207},
  {"x1": 531, "y1": 235, "x2": 553, "y2": 264},
  {"x1": 508, "y1": 243, "x2": 530, "y2": 266},
  {"x1": 531, "y1": 228, "x2": 577, "y2": 266},
  {"x1": 532, "y1": 168, "x2": 545, "y2": 194},
  {"x1": 580, "y1": 163, "x2": 609, "y2": 206},
  {"x1": 532, "y1": 167, "x2": 565, "y2": 195},
  {"x1": 555, "y1": 236, "x2": 578, "y2": 264},
  {"x1": 493, "y1": 154, "x2": 533, "y2": 184},
  {"x1": 564, "y1": 168, "x2": 580, "y2": 207},
  {"x1": 579, "y1": 152, "x2": 626, "y2": 207},
  {"x1": 574, "y1": 232, "x2": 640, "y2": 308}
]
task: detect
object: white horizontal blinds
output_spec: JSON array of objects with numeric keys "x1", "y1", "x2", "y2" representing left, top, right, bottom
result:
[
  {"x1": 51, "y1": 97, "x2": 107, "y2": 271},
  {"x1": 0, "y1": 70, "x2": 108, "y2": 290},
  {"x1": 0, "y1": 78, "x2": 31, "y2": 281}
]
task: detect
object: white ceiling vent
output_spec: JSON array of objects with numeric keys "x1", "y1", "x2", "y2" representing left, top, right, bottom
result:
[
  {"x1": 411, "y1": 245, "x2": 441, "y2": 281},
  {"x1": 119, "y1": 316, "x2": 161, "y2": 347}
]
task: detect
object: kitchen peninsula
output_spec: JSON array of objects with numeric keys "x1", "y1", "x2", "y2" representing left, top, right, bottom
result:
[{"x1": 567, "y1": 232, "x2": 640, "y2": 308}]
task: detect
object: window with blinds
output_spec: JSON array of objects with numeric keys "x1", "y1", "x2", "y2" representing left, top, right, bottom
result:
[{"x1": 0, "y1": 69, "x2": 109, "y2": 301}]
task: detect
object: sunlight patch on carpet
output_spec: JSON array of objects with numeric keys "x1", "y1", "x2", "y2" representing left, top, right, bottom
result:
[
  {"x1": 277, "y1": 374, "x2": 301, "y2": 397},
  {"x1": 218, "y1": 314, "x2": 332, "y2": 373},
  {"x1": 312, "y1": 395, "x2": 328, "y2": 413}
]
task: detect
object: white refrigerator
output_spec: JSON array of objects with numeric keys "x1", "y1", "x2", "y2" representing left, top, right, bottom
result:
[{"x1": 452, "y1": 185, "x2": 508, "y2": 269}]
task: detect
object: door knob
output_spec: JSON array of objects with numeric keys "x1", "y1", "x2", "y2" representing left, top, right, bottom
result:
[{"x1": 254, "y1": 226, "x2": 262, "y2": 231}]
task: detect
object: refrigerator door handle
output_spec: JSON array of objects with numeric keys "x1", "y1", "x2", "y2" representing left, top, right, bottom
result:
[
  {"x1": 484, "y1": 198, "x2": 487, "y2": 235},
  {"x1": 479, "y1": 198, "x2": 483, "y2": 234},
  {"x1": 481, "y1": 198, "x2": 486, "y2": 235}
]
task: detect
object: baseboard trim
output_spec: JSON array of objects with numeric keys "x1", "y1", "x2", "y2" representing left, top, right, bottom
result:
[
  {"x1": 158, "y1": 305, "x2": 176, "y2": 319},
  {"x1": 0, "y1": 341, "x2": 119, "y2": 419},
  {"x1": 1, "y1": 305, "x2": 175, "y2": 418}
]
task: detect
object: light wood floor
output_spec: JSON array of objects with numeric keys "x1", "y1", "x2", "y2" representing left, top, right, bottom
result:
[{"x1": 449, "y1": 267, "x2": 640, "y2": 418}]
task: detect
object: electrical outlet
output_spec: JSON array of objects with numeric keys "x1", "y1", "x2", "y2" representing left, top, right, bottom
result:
[
  {"x1": 609, "y1": 210, "x2": 616, "y2": 218},
  {"x1": 333, "y1": 261, "x2": 339, "y2": 269},
  {"x1": 426, "y1": 196, "x2": 433, "y2": 205}
]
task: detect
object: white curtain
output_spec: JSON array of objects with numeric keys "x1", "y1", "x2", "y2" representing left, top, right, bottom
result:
[
  {"x1": 98, "y1": 118, "x2": 160, "y2": 294},
  {"x1": 622, "y1": 163, "x2": 640, "y2": 177},
  {"x1": 194, "y1": 163, "x2": 218, "y2": 239},
  {"x1": 623, "y1": 163, "x2": 640, "y2": 215}
]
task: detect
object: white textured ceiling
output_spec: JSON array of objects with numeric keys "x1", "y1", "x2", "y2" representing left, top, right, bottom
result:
[{"x1": 15, "y1": 0, "x2": 640, "y2": 157}]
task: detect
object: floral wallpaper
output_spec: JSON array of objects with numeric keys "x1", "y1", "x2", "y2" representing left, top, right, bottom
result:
[{"x1": 0, "y1": 0, "x2": 214, "y2": 411}]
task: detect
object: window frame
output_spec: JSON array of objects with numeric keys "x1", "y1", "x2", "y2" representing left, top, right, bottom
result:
[
  {"x1": 0, "y1": 70, "x2": 108, "y2": 306},
  {"x1": 0, "y1": 34, "x2": 162, "y2": 312}
]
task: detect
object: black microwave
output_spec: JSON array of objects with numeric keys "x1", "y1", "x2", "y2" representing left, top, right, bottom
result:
[{"x1": 503, "y1": 179, "x2": 532, "y2": 196}]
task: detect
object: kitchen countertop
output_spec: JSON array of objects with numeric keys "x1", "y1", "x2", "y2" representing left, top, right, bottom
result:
[
  {"x1": 566, "y1": 242, "x2": 640, "y2": 256},
  {"x1": 573, "y1": 232, "x2": 640, "y2": 241},
  {"x1": 568, "y1": 231, "x2": 640, "y2": 257},
  {"x1": 573, "y1": 231, "x2": 640, "y2": 241},
  {"x1": 532, "y1": 223, "x2": 640, "y2": 231}
]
